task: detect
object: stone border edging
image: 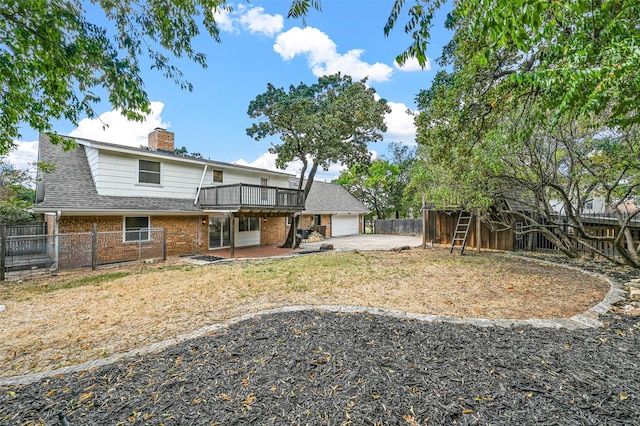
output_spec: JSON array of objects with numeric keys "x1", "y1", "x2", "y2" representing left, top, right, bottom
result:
[
  {"x1": 0, "y1": 251, "x2": 624, "y2": 387},
  {"x1": 506, "y1": 253, "x2": 627, "y2": 327}
]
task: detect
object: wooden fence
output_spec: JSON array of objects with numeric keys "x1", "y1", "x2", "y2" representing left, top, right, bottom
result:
[
  {"x1": 380, "y1": 211, "x2": 639, "y2": 261},
  {"x1": 423, "y1": 210, "x2": 514, "y2": 251},
  {"x1": 374, "y1": 219, "x2": 422, "y2": 235},
  {"x1": 1, "y1": 223, "x2": 47, "y2": 255}
]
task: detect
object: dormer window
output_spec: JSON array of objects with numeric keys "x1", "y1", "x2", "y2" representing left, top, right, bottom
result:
[
  {"x1": 138, "y1": 160, "x2": 161, "y2": 184},
  {"x1": 213, "y1": 169, "x2": 223, "y2": 183}
]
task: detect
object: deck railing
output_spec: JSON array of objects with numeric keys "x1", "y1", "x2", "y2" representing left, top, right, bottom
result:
[{"x1": 198, "y1": 184, "x2": 305, "y2": 210}]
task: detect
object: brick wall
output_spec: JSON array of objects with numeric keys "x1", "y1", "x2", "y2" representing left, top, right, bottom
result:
[
  {"x1": 297, "y1": 214, "x2": 332, "y2": 236},
  {"x1": 261, "y1": 217, "x2": 287, "y2": 245},
  {"x1": 152, "y1": 216, "x2": 207, "y2": 256},
  {"x1": 148, "y1": 128, "x2": 175, "y2": 152},
  {"x1": 58, "y1": 215, "x2": 208, "y2": 258},
  {"x1": 289, "y1": 214, "x2": 333, "y2": 237}
]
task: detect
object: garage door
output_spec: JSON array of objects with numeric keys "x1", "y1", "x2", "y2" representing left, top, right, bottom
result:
[{"x1": 332, "y1": 215, "x2": 359, "y2": 236}]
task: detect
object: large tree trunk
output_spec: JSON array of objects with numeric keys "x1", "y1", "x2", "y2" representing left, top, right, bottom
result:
[
  {"x1": 280, "y1": 215, "x2": 300, "y2": 249},
  {"x1": 280, "y1": 163, "x2": 319, "y2": 248}
]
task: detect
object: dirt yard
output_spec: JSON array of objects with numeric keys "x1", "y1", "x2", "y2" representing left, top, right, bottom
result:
[{"x1": 0, "y1": 248, "x2": 610, "y2": 378}]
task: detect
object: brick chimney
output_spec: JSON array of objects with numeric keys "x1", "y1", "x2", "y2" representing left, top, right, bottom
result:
[{"x1": 148, "y1": 128, "x2": 175, "y2": 152}]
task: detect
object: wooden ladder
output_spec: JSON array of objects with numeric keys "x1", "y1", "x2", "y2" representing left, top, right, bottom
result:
[{"x1": 450, "y1": 210, "x2": 472, "y2": 254}]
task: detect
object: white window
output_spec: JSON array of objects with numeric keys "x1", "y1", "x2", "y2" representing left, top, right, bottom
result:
[
  {"x1": 124, "y1": 217, "x2": 150, "y2": 241},
  {"x1": 138, "y1": 160, "x2": 161, "y2": 184},
  {"x1": 584, "y1": 201, "x2": 593, "y2": 210},
  {"x1": 239, "y1": 217, "x2": 260, "y2": 232},
  {"x1": 260, "y1": 177, "x2": 268, "y2": 201}
]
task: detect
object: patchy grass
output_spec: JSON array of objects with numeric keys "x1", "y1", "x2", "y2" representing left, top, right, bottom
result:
[
  {"x1": 0, "y1": 248, "x2": 609, "y2": 378},
  {"x1": 22, "y1": 272, "x2": 132, "y2": 294}
]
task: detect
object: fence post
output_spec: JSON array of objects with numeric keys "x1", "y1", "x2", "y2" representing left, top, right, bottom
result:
[
  {"x1": 0, "y1": 225, "x2": 6, "y2": 281},
  {"x1": 422, "y1": 210, "x2": 427, "y2": 248},
  {"x1": 476, "y1": 214, "x2": 481, "y2": 253},
  {"x1": 162, "y1": 229, "x2": 167, "y2": 261},
  {"x1": 91, "y1": 223, "x2": 98, "y2": 270}
]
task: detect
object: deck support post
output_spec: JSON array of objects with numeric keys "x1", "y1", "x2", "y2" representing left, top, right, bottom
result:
[{"x1": 230, "y1": 215, "x2": 237, "y2": 258}]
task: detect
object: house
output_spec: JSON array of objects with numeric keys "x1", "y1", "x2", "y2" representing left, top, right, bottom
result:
[
  {"x1": 34, "y1": 129, "x2": 366, "y2": 260},
  {"x1": 297, "y1": 181, "x2": 368, "y2": 237}
]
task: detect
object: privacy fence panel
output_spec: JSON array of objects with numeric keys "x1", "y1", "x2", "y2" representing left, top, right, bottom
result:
[
  {"x1": 4, "y1": 223, "x2": 47, "y2": 256},
  {"x1": 1, "y1": 223, "x2": 50, "y2": 281},
  {"x1": 374, "y1": 219, "x2": 423, "y2": 236}
]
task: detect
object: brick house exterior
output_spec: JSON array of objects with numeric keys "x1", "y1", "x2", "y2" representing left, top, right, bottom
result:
[{"x1": 35, "y1": 130, "x2": 367, "y2": 260}]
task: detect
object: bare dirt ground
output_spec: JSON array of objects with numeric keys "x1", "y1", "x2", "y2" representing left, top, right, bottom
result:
[{"x1": 0, "y1": 248, "x2": 611, "y2": 378}]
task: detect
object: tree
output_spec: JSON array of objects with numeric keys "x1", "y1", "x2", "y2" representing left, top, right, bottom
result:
[
  {"x1": 337, "y1": 160, "x2": 401, "y2": 221},
  {"x1": 0, "y1": 159, "x2": 38, "y2": 223},
  {"x1": 386, "y1": 0, "x2": 640, "y2": 130},
  {"x1": 336, "y1": 143, "x2": 416, "y2": 220},
  {"x1": 174, "y1": 146, "x2": 202, "y2": 158},
  {"x1": 384, "y1": 0, "x2": 640, "y2": 266},
  {"x1": 0, "y1": 0, "x2": 323, "y2": 155},
  {"x1": 414, "y1": 66, "x2": 640, "y2": 265},
  {"x1": 247, "y1": 73, "x2": 390, "y2": 247}
]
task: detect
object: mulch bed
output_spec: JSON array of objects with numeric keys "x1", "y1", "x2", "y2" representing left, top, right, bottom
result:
[
  {"x1": 191, "y1": 255, "x2": 225, "y2": 262},
  {"x1": 2, "y1": 259, "x2": 640, "y2": 425}
]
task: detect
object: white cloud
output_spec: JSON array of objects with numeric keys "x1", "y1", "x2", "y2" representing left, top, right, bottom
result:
[
  {"x1": 215, "y1": 4, "x2": 283, "y2": 37},
  {"x1": 274, "y1": 27, "x2": 393, "y2": 82},
  {"x1": 384, "y1": 101, "x2": 417, "y2": 144},
  {"x1": 4, "y1": 102, "x2": 168, "y2": 172},
  {"x1": 4, "y1": 140, "x2": 39, "y2": 172},
  {"x1": 69, "y1": 101, "x2": 169, "y2": 148},
  {"x1": 213, "y1": 6, "x2": 236, "y2": 33},
  {"x1": 235, "y1": 151, "x2": 348, "y2": 182},
  {"x1": 239, "y1": 5, "x2": 283, "y2": 37},
  {"x1": 393, "y1": 56, "x2": 431, "y2": 72}
]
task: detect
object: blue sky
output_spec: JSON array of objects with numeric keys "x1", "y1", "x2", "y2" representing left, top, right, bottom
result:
[{"x1": 7, "y1": 0, "x2": 452, "y2": 181}]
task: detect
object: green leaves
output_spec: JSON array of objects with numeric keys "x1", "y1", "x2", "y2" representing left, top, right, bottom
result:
[
  {"x1": 287, "y1": 0, "x2": 322, "y2": 21},
  {"x1": 387, "y1": 0, "x2": 640, "y2": 129},
  {"x1": 0, "y1": 159, "x2": 38, "y2": 223},
  {"x1": 336, "y1": 143, "x2": 417, "y2": 219},
  {"x1": 247, "y1": 73, "x2": 390, "y2": 181},
  {"x1": 0, "y1": 0, "x2": 229, "y2": 155}
]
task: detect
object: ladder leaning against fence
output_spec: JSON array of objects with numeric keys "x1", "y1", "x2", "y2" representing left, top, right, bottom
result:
[{"x1": 450, "y1": 210, "x2": 472, "y2": 254}]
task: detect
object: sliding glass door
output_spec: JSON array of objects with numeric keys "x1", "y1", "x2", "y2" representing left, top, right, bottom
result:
[{"x1": 209, "y1": 217, "x2": 231, "y2": 249}]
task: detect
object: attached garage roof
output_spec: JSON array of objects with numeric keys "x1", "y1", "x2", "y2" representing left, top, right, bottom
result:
[{"x1": 304, "y1": 181, "x2": 368, "y2": 215}]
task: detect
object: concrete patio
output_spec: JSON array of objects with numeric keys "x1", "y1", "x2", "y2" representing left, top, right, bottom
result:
[{"x1": 203, "y1": 234, "x2": 424, "y2": 259}]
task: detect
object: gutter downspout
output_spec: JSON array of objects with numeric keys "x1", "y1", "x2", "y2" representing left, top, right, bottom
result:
[
  {"x1": 194, "y1": 164, "x2": 208, "y2": 205},
  {"x1": 54, "y1": 210, "x2": 61, "y2": 271}
]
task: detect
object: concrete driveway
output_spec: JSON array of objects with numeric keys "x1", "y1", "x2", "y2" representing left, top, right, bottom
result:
[{"x1": 300, "y1": 234, "x2": 423, "y2": 252}]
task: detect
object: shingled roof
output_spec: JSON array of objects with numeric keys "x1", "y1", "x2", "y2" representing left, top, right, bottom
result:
[
  {"x1": 304, "y1": 181, "x2": 368, "y2": 215},
  {"x1": 34, "y1": 134, "x2": 201, "y2": 214}
]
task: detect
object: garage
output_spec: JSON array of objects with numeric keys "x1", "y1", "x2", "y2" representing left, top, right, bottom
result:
[{"x1": 331, "y1": 214, "x2": 360, "y2": 236}]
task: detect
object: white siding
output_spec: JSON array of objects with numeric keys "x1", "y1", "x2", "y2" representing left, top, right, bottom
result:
[
  {"x1": 583, "y1": 197, "x2": 607, "y2": 214},
  {"x1": 233, "y1": 217, "x2": 261, "y2": 247},
  {"x1": 93, "y1": 149, "x2": 294, "y2": 198},
  {"x1": 85, "y1": 147, "x2": 99, "y2": 185},
  {"x1": 213, "y1": 168, "x2": 290, "y2": 188},
  {"x1": 235, "y1": 230, "x2": 261, "y2": 247}
]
